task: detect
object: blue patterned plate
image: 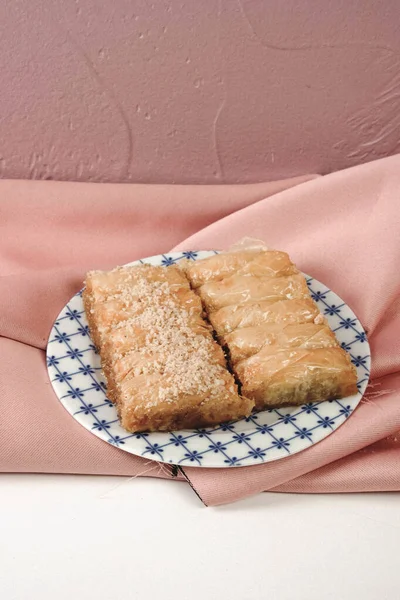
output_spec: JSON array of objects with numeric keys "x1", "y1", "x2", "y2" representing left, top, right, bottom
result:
[{"x1": 47, "y1": 251, "x2": 370, "y2": 468}]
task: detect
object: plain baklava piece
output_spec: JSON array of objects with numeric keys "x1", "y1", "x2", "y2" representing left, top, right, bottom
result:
[
  {"x1": 184, "y1": 249, "x2": 298, "y2": 288},
  {"x1": 83, "y1": 264, "x2": 254, "y2": 432},
  {"x1": 223, "y1": 322, "x2": 339, "y2": 364},
  {"x1": 234, "y1": 347, "x2": 358, "y2": 409},
  {"x1": 185, "y1": 249, "x2": 358, "y2": 408},
  {"x1": 209, "y1": 298, "x2": 323, "y2": 336},
  {"x1": 198, "y1": 273, "x2": 310, "y2": 312}
]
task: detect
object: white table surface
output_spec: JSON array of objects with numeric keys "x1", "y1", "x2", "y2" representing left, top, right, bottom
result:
[{"x1": 1, "y1": 474, "x2": 399, "y2": 600}]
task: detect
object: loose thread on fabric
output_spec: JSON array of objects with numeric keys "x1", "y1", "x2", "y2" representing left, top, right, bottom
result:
[
  {"x1": 98, "y1": 461, "x2": 161, "y2": 498},
  {"x1": 361, "y1": 381, "x2": 395, "y2": 411}
]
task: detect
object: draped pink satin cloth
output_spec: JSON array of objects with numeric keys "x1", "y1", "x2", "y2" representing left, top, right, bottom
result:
[{"x1": 1, "y1": 157, "x2": 399, "y2": 505}]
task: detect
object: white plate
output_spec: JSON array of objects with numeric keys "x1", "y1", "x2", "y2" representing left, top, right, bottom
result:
[{"x1": 47, "y1": 251, "x2": 370, "y2": 468}]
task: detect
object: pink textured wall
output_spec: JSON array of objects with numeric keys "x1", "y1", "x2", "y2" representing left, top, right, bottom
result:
[{"x1": 0, "y1": 1, "x2": 399, "y2": 184}]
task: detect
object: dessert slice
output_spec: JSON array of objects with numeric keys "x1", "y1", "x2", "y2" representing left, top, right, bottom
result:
[
  {"x1": 224, "y1": 322, "x2": 339, "y2": 364},
  {"x1": 198, "y1": 273, "x2": 309, "y2": 312},
  {"x1": 101, "y1": 302, "x2": 213, "y2": 407},
  {"x1": 186, "y1": 248, "x2": 358, "y2": 407},
  {"x1": 209, "y1": 298, "x2": 323, "y2": 336},
  {"x1": 85, "y1": 264, "x2": 188, "y2": 304},
  {"x1": 83, "y1": 264, "x2": 196, "y2": 348},
  {"x1": 83, "y1": 264, "x2": 254, "y2": 432},
  {"x1": 102, "y1": 312, "x2": 210, "y2": 361},
  {"x1": 110, "y1": 339, "x2": 252, "y2": 432},
  {"x1": 234, "y1": 347, "x2": 358, "y2": 409},
  {"x1": 183, "y1": 249, "x2": 297, "y2": 288}
]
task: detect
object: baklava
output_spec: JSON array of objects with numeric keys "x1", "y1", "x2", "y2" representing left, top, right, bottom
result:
[
  {"x1": 83, "y1": 264, "x2": 254, "y2": 432},
  {"x1": 184, "y1": 250, "x2": 358, "y2": 409}
]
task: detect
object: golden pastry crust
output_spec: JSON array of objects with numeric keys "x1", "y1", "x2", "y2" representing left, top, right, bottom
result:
[
  {"x1": 235, "y1": 347, "x2": 358, "y2": 409},
  {"x1": 183, "y1": 249, "x2": 297, "y2": 288},
  {"x1": 83, "y1": 266, "x2": 201, "y2": 348},
  {"x1": 199, "y1": 273, "x2": 309, "y2": 312},
  {"x1": 85, "y1": 264, "x2": 189, "y2": 304},
  {"x1": 102, "y1": 315, "x2": 211, "y2": 361},
  {"x1": 117, "y1": 361, "x2": 253, "y2": 432},
  {"x1": 224, "y1": 322, "x2": 338, "y2": 364},
  {"x1": 188, "y1": 249, "x2": 358, "y2": 408},
  {"x1": 83, "y1": 264, "x2": 254, "y2": 432},
  {"x1": 210, "y1": 297, "x2": 323, "y2": 336}
]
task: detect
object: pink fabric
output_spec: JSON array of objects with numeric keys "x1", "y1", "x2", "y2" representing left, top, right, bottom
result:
[
  {"x1": 0, "y1": 176, "x2": 312, "y2": 481},
  {"x1": 1, "y1": 159, "x2": 400, "y2": 506}
]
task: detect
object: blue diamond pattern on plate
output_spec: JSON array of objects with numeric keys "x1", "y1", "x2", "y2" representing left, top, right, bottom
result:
[{"x1": 47, "y1": 251, "x2": 370, "y2": 468}]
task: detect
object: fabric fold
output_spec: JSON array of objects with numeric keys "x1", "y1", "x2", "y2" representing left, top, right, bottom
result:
[
  {"x1": 181, "y1": 374, "x2": 400, "y2": 506},
  {"x1": 1, "y1": 159, "x2": 399, "y2": 505}
]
